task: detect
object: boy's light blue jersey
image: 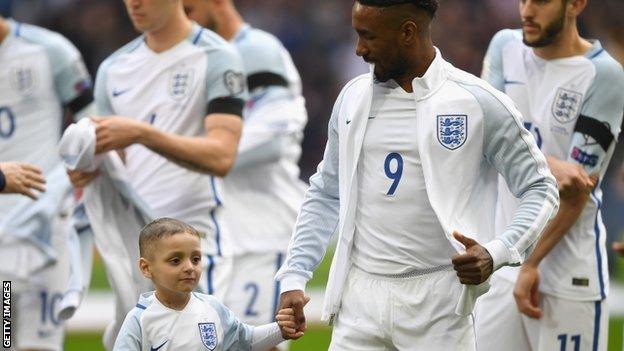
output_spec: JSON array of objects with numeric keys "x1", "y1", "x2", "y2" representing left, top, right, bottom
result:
[
  {"x1": 483, "y1": 29, "x2": 624, "y2": 300},
  {"x1": 114, "y1": 292, "x2": 253, "y2": 351}
]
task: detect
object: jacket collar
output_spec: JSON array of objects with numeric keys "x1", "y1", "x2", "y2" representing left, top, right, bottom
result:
[{"x1": 411, "y1": 47, "x2": 447, "y2": 100}]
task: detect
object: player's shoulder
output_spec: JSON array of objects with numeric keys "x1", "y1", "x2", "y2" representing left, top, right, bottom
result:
[
  {"x1": 191, "y1": 292, "x2": 221, "y2": 309},
  {"x1": 190, "y1": 25, "x2": 237, "y2": 56},
  {"x1": 12, "y1": 20, "x2": 81, "y2": 63},
  {"x1": 447, "y1": 63, "x2": 517, "y2": 113},
  {"x1": 586, "y1": 42, "x2": 624, "y2": 89},
  {"x1": 488, "y1": 28, "x2": 522, "y2": 48},
  {"x1": 234, "y1": 25, "x2": 283, "y2": 57},
  {"x1": 97, "y1": 36, "x2": 144, "y2": 76}
]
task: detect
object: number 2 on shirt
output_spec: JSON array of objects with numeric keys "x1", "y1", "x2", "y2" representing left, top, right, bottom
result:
[{"x1": 384, "y1": 152, "x2": 403, "y2": 196}]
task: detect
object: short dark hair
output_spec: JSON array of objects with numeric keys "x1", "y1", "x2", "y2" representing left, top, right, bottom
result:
[
  {"x1": 357, "y1": 0, "x2": 438, "y2": 17},
  {"x1": 139, "y1": 218, "x2": 201, "y2": 258}
]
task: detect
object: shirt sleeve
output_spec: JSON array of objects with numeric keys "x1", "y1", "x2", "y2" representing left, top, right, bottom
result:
[
  {"x1": 250, "y1": 323, "x2": 284, "y2": 351},
  {"x1": 274, "y1": 84, "x2": 343, "y2": 293},
  {"x1": 204, "y1": 44, "x2": 248, "y2": 117},
  {"x1": 113, "y1": 309, "x2": 142, "y2": 351},
  {"x1": 565, "y1": 55, "x2": 624, "y2": 175},
  {"x1": 461, "y1": 82, "x2": 559, "y2": 270},
  {"x1": 481, "y1": 29, "x2": 516, "y2": 92},
  {"x1": 44, "y1": 33, "x2": 93, "y2": 114},
  {"x1": 93, "y1": 57, "x2": 115, "y2": 116}
]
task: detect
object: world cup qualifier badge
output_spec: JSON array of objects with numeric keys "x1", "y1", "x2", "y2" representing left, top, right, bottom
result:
[
  {"x1": 223, "y1": 70, "x2": 246, "y2": 95},
  {"x1": 198, "y1": 322, "x2": 217, "y2": 350},
  {"x1": 552, "y1": 88, "x2": 583, "y2": 123},
  {"x1": 437, "y1": 115, "x2": 467, "y2": 150}
]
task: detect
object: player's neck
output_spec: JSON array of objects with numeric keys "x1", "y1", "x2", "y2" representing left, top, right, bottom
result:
[
  {"x1": 532, "y1": 24, "x2": 592, "y2": 60},
  {"x1": 396, "y1": 43, "x2": 436, "y2": 93},
  {"x1": 0, "y1": 18, "x2": 8, "y2": 44},
  {"x1": 145, "y1": 12, "x2": 192, "y2": 53},
  {"x1": 215, "y1": 7, "x2": 244, "y2": 41},
  {"x1": 155, "y1": 289, "x2": 191, "y2": 311}
]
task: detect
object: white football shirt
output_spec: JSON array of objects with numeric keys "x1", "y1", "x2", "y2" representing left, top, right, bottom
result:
[
  {"x1": 483, "y1": 29, "x2": 624, "y2": 300},
  {"x1": 351, "y1": 79, "x2": 456, "y2": 275}
]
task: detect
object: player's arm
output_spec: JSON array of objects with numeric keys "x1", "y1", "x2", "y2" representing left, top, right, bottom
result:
[
  {"x1": 113, "y1": 111, "x2": 243, "y2": 177},
  {"x1": 0, "y1": 162, "x2": 46, "y2": 199},
  {"x1": 112, "y1": 309, "x2": 142, "y2": 351},
  {"x1": 476, "y1": 91, "x2": 559, "y2": 275},
  {"x1": 481, "y1": 29, "x2": 514, "y2": 92},
  {"x1": 274, "y1": 84, "x2": 343, "y2": 334},
  {"x1": 233, "y1": 92, "x2": 306, "y2": 171}
]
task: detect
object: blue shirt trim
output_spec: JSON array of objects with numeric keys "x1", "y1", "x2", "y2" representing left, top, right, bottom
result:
[
  {"x1": 135, "y1": 303, "x2": 146, "y2": 310},
  {"x1": 592, "y1": 300, "x2": 601, "y2": 351},
  {"x1": 192, "y1": 28, "x2": 204, "y2": 45},
  {"x1": 590, "y1": 188, "x2": 606, "y2": 300}
]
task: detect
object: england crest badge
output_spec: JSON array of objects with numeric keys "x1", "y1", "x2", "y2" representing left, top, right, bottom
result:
[
  {"x1": 552, "y1": 88, "x2": 582, "y2": 123},
  {"x1": 168, "y1": 68, "x2": 194, "y2": 101},
  {"x1": 198, "y1": 322, "x2": 217, "y2": 350},
  {"x1": 437, "y1": 115, "x2": 467, "y2": 150},
  {"x1": 11, "y1": 66, "x2": 37, "y2": 95}
]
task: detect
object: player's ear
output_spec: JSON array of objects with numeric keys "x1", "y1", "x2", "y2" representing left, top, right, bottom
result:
[
  {"x1": 401, "y1": 20, "x2": 418, "y2": 46},
  {"x1": 568, "y1": 0, "x2": 587, "y2": 18},
  {"x1": 139, "y1": 257, "x2": 152, "y2": 278}
]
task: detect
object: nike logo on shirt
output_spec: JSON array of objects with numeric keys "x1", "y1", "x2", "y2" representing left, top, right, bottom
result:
[
  {"x1": 112, "y1": 88, "x2": 131, "y2": 97},
  {"x1": 503, "y1": 80, "x2": 525, "y2": 86},
  {"x1": 150, "y1": 340, "x2": 168, "y2": 351},
  {"x1": 346, "y1": 116, "x2": 375, "y2": 124}
]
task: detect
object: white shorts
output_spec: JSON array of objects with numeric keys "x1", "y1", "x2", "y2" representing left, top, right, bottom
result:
[
  {"x1": 199, "y1": 253, "x2": 234, "y2": 303},
  {"x1": 329, "y1": 265, "x2": 475, "y2": 351},
  {"x1": 14, "y1": 211, "x2": 70, "y2": 351},
  {"x1": 475, "y1": 274, "x2": 608, "y2": 351},
  {"x1": 223, "y1": 252, "x2": 284, "y2": 325}
]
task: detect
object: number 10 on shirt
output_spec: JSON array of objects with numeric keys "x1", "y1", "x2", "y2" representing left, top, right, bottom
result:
[{"x1": 384, "y1": 152, "x2": 403, "y2": 196}]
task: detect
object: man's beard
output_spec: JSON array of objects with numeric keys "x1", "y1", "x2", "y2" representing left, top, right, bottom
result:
[
  {"x1": 523, "y1": 7, "x2": 565, "y2": 47},
  {"x1": 374, "y1": 56, "x2": 408, "y2": 83}
]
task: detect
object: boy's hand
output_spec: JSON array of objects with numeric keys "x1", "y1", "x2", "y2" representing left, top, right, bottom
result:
[{"x1": 276, "y1": 296, "x2": 310, "y2": 340}]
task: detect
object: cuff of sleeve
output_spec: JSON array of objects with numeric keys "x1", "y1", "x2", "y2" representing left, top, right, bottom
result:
[
  {"x1": 0, "y1": 169, "x2": 5, "y2": 192},
  {"x1": 482, "y1": 239, "x2": 511, "y2": 271},
  {"x1": 279, "y1": 274, "x2": 307, "y2": 294}
]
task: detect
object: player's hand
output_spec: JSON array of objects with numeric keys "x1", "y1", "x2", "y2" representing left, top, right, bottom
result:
[
  {"x1": 513, "y1": 264, "x2": 543, "y2": 319},
  {"x1": 93, "y1": 116, "x2": 147, "y2": 154},
  {"x1": 451, "y1": 231, "x2": 493, "y2": 285},
  {"x1": 67, "y1": 169, "x2": 100, "y2": 188},
  {"x1": 547, "y1": 157, "x2": 597, "y2": 199},
  {"x1": 0, "y1": 162, "x2": 46, "y2": 199},
  {"x1": 277, "y1": 290, "x2": 309, "y2": 339},
  {"x1": 613, "y1": 242, "x2": 624, "y2": 257},
  {"x1": 276, "y1": 299, "x2": 309, "y2": 340}
]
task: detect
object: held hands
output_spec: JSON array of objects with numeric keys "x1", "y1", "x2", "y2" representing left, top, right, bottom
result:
[
  {"x1": 513, "y1": 264, "x2": 543, "y2": 319},
  {"x1": 0, "y1": 162, "x2": 46, "y2": 199},
  {"x1": 277, "y1": 290, "x2": 310, "y2": 339},
  {"x1": 451, "y1": 231, "x2": 493, "y2": 285}
]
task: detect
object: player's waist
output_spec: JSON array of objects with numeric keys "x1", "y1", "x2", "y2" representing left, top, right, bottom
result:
[{"x1": 351, "y1": 262, "x2": 453, "y2": 281}]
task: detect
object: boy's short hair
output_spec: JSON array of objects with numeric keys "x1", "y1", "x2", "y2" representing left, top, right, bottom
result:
[{"x1": 139, "y1": 218, "x2": 201, "y2": 258}]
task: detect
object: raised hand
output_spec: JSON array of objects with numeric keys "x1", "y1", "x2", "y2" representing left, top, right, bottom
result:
[{"x1": 451, "y1": 231, "x2": 493, "y2": 285}]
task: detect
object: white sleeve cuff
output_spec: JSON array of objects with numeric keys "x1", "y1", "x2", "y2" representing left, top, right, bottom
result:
[
  {"x1": 482, "y1": 239, "x2": 511, "y2": 271},
  {"x1": 279, "y1": 274, "x2": 308, "y2": 294},
  {"x1": 251, "y1": 323, "x2": 284, "y2": 351}
]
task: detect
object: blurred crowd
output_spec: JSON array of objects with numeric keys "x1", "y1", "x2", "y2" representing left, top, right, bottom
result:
[{"x1": 3, "y1": 0, "x2": 624, "y2": 270}]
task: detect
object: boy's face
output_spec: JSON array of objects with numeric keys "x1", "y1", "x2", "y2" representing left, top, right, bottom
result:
[{"x1": 140, "y1": 232, "x2": 203, "y2": 294}]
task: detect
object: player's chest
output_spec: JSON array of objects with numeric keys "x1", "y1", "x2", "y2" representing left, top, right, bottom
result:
[
  {"x1": 107, "y1": 54, "x2": 207, "y2": 118},
  {"x1": 0, "y1": 49, "x2": 56, "y2": 108}
]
